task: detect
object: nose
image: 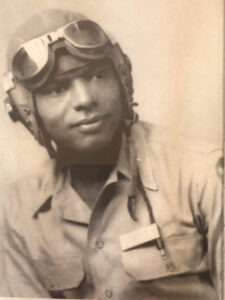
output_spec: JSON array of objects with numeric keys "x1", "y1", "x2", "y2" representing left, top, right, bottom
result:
[{"x1": 70, "y1": 78, "x2": 96, "y2": 111}]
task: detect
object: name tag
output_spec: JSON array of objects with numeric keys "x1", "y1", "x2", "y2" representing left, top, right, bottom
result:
[{"x1": 120, "y1": 223, "x2": 160, "y2": 251}]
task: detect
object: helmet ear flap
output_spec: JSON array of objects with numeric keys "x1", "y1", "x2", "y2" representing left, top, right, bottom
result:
[
  {"x1": 123, "y1": 53, "x2": 132, "y2": 72},
  {"x1": 6, "y1": 80, "x2": 41, "y2": 140},
  {"x1": 108, "y1": 44, "x2": 138, "y2": 123},
  {"x1": 4, "y1": 95, "x2": 19, "y2": 122},
  {"x1": 6, "y1": 81, "x2": 57, "y2": 157}
]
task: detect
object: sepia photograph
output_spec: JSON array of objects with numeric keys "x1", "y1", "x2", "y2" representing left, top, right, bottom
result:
[{"x1": 0, "y1": 0, "x2": 223, "y2": 299}]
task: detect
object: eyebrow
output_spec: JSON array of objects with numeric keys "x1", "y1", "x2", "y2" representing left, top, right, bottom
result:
[
  {"x1": 36, "y1": 65, "x2": 94, "y2": 94},
  {"x1": 55, "y1": 61, "x2": 109, "y2": 82},
  {"x1": 37, "y1": 60, "x2": 110, "y2": 93},
  {"x1": 55, "y1": 65, "x2": 91, "y2": 80}
]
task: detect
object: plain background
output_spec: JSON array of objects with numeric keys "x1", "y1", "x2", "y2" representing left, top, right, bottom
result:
[
  {"x1": 0, "y1": 0, "x2": 223, "y2": 295},
  {"x1": 0, "y1": 0, "x2": 222, "y2": 180}
]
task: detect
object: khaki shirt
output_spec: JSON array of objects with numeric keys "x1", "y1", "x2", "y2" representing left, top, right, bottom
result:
[{"x1": 2, "y1": 122, "x2": 223, "y2": 300}]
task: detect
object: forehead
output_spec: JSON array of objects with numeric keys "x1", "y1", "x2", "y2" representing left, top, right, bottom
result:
[
  {"x1": 36, "y1": 53, "x2": 116, "y2": 93},
  {"x1": 53, "y1": 51, "x2": 90, "y2": 76}
]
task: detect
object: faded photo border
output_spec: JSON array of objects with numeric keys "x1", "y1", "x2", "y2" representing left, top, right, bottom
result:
[{"x1": 0, "y1": 0, "x2": 223, "y2": 299}]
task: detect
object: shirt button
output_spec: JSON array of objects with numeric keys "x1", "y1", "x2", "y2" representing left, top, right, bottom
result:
[
  {"x1": 167, "y1": 263, "x2": 176, "y2": 272},
  {"x1": 95, "y1": 240, "x2": 104, "y2": 249},
  {"x1": 105, "y1": 290, "x2": 113, "y2": 298}
]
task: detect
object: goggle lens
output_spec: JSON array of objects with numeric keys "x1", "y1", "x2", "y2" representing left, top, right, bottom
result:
[
  {"x1": 12, "y1": 20, "x2": 109, "y2": 81},
  {"x1": 65, "y1": 20, "x2": 107, "y2": 48},
  {"x1": 13, "y1": 47, "x2": 45, "y2": 80}
]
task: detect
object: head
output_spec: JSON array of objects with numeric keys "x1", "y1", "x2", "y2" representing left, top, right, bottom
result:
[{"x1": 4, "y1": 9, "x2": 137, "y2": 160}]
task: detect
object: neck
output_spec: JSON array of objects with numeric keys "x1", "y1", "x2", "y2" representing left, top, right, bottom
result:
[
  {"x1": 70, "y1": 164, "x2": 114, "y2": 184},
  {"x1": 69, "y1": 163, "x2": 114, "y2": 209}
]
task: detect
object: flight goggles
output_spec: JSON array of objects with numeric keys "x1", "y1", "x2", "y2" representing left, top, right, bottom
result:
[{"x1": 11, "y1": 19, "x2": 110, "y2": 82}]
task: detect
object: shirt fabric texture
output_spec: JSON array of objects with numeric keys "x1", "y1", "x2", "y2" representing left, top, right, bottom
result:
[{"x1": 2, "y1": 121, "x2": 223, "y2": 300}]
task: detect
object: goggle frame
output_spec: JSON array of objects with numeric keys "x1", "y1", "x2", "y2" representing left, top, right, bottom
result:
[{"x1": 12, "y1": 19, "x2": 110, "y2": 81}]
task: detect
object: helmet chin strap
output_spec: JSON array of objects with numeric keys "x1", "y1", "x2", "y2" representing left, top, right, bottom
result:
[
  {"x1": 122, "y1": 117, "x2": 140, "y2": 222},
  {"x1": 32, "y1": 92, "x2": 57, "y2": 158}
]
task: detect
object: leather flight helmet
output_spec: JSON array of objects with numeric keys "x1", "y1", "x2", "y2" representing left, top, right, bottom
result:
[{"x1": 3, "y1": 9, "x2": 138, "y2": 154}]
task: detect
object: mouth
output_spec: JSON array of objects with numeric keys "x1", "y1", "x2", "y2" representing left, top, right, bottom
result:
[
  {"x1": 72, "y1": 114, "x2": 109, "y2": 127},
  {"x1": 70, "y1": 114, "x2": 110, "y2": 133}
]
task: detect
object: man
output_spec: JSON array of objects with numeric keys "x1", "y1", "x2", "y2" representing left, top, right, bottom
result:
[{"x1": 2, "y1": 8, "x2": 223, "y2": 300}]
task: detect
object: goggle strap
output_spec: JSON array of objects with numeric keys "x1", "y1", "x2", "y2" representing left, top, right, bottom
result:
[
  {"x1": 49, "y1": 31, "x2": 64, "y2": 43},
  {"x1": 109, "y1": 44, "x2": 134, "y2": 117}
]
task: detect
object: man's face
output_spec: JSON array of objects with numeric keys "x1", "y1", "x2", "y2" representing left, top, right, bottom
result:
[{"x1": 35, "y1": 54, "x2": 123, "y2": 154}]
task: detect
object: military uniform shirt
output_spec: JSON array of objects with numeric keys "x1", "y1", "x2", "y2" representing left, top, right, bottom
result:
[{"x1": 2, "y1": 122, "x2": 223, "y2": 300}]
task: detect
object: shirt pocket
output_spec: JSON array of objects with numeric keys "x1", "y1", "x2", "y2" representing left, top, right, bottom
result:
[
  {"x1": 120, "y1": 230, "x2": 208, "y2": 281},
  {"x1": 33, "y1": 253, "x2": 85, "y2": 291}
]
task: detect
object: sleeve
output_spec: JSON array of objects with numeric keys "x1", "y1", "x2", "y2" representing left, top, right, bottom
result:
[
  {"x1": 196, "y1": 150, "x2": 223, "y2": 300},
  {"x1": 2, "y1": 185, "x2": 51, "y2": 298}
]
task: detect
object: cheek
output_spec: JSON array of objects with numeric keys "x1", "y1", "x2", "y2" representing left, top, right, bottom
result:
[
  {"x1": 110, "y1": 86, "x2": 123, "y2": 121},
  {"x1": 35, "y1": 95, "x2": 67, "y2": 128},
  {"x1": 99, "y1": 80, "x2": 122, "y2": 114}
]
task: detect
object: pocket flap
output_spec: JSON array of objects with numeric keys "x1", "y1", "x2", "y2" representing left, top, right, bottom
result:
[
  {"x1": 33, "y1": 253, "x2": 84, "y2": 291},
  {"x1": 121, "y1": 233, "x2": 208, "y2": 281}
]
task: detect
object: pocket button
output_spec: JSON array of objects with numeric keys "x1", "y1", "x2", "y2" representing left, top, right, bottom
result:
[
  {"x1": 95, "y1": 240, "x2": 104, "y2": 249},
  {"x1": 167, "y1": 263, "x2": 176, "y2": 272}
]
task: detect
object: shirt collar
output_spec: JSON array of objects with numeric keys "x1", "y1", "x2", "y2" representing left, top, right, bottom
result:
[
  {"x1": 32, "y1": 125, "x2": 158, "y2": 219},
  {"x1": 130, "y1": 123, "x2": 158, "y2": 191},
  {"x1": 57, "y1": 171, "x2": 92, "y2": 224},
  {"x1": 115, "y1": 132, "x2": 131, "y2": 180},
  {"x1": 59, "y1": 134, "x2": 131, "y2": 224},
  {"x1": 106, "y1": 129, "x2": 158, "y2": 191},
  {"x1": 32, "y1": 158, "x2": 64, "y2": 218},
  {"x1": 115, "y1": 126, "x2": 158, "y2": 191}
]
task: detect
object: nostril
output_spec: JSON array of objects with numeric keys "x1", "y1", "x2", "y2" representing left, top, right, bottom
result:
[
  {"x1": 74, "y1": 104, "x2": 84, "y2": 112},
  {"x1": 73, "y1": 100, "x2": 97, "y2": 112}
]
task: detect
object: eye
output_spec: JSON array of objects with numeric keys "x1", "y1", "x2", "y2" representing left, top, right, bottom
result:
[
  {"x1": 41, "y1": 80, "x2": 70, "y2": 96},
  {"x1": 51, "y1": 81, "x2": 70, "y2": 96}
]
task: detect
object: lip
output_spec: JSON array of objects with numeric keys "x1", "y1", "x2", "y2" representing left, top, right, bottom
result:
[{"x1": 72, "y1": 114, "x2": 109, "y2": 127}]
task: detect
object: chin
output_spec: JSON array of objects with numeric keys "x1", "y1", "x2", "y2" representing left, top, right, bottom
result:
[
  {"x1": 76, "y1": 136, "x2": 114, "y2": 153},
  {"x1": 58, "y1": 133, "x2": 111, "y2": 153}
]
